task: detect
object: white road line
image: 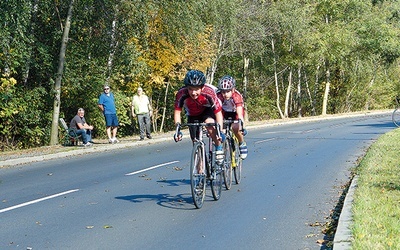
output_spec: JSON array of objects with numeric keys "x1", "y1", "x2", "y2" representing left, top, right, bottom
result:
[
  {"x1": 255, "y1": 138, "x2": 277, "y2": 144},
  {"x1": 0, "y1": 189, "x2": 79, "y2": 214},
  {"x1": 125, "y1": 160, "x2": 180, "y2": 176}
]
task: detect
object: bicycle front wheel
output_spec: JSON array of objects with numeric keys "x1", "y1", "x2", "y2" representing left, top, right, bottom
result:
[
  {"x1": 210, "y1": 154, "x2": 223, "y2": 200},
  {"x1": 233, "y1": 138, "x2": 242, "y2": 184},
  {"x1": 223, "y1": 138, "x2": 232, "y2": 190},
  {"x1": 392, "y1": 108, "x2": 400, "y2": 127},
  {"x1": 190, "y1": 143, "x2": 206, "y2": 209}
]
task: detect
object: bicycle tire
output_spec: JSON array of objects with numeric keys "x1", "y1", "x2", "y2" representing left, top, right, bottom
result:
[
  {"x1": 223, "y1": 138, "x2": 232, "y2": 190},
  {"x1": 233, "y1": 138, "x2": 242, "y2": 184},
  {"x1": 392, "y1": 108, "x2": 400, "y2": 127},
  {"x1": 190, "y1": 143, "x2": 206, "y2": 209},
  {"x1": 210, "y1": 154, "x2": 223, "y2": 200}
]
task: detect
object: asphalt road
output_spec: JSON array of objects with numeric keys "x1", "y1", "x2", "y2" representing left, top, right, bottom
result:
[{"x1": 0, "y1": 111, "x2": 395, "y2": 249}]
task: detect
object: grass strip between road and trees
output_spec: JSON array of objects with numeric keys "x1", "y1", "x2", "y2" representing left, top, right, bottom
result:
[{"x1": 351, "y1": 128, "x2": 400, "y2": 249}]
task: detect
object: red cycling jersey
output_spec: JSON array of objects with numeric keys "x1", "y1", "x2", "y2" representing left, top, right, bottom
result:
[
  {"x1": 217, "y1": 90, "x2": 244, "y2": 113},
  {"x1": 174, "y1": 85, "x2": 222, "y2": 116}
]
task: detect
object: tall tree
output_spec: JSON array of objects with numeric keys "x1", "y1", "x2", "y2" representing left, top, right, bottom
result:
[{"x1": 50, "y1": 0, "x2": 74, "y2": 145}]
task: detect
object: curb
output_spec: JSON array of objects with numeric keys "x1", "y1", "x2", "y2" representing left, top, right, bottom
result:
[{"x1": 333, "y1": 175, "x2": 358, "y2": 249}]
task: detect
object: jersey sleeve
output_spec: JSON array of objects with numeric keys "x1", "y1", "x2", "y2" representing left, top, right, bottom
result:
[
  {"x1": 232, "y1": 91, "x2": 244, "y2": 107},
  {"x1": 203, "y1": 85, "x2": 222, "y2": 114},
  {"x1": 174, "y1": 87, "x2": 186, "y2": 111}
]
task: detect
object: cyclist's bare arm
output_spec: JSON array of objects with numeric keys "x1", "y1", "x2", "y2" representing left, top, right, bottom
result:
[
  {"x1": 215, "y1": 111, "x2": 224, "y2": 136},
  {"x1": 236, "y1": 106, "x2": 245, "y2": 126},
  {"x1": 174, "y1": 109, "x2": 182, "y2": 125}
]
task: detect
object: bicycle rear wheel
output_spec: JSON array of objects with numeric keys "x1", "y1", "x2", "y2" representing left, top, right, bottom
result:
[
  {"x1": 190, "y1": 143, "x2": 206, "y2": 209},
  {"x1": 223, "y1": 138, "x2": 232, "y2": 190},
  {"x1": 210, "y1": 157, "x2": 223, "y2": 201},
  {"x1": 392, "y1": 108, "x2": 400, "y2": 127},
  {"x1": 233, "y1": 138, "x2": 242, "y2": 184}
]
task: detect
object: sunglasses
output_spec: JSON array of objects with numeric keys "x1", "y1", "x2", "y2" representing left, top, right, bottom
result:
[{"x1": 104, "y1": 88, "x2": 110, "y2": 90}]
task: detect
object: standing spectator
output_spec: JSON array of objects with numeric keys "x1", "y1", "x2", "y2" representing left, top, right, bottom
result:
[
  {"x1": 98, "y1": 84, "x2": 119, "y2": 143},
  {"x1": 69, "y1": 108, "x2": 94, "y2": 147},
  {"x1": 131, "y1": 87, "x2": 153, "y2": 141}
]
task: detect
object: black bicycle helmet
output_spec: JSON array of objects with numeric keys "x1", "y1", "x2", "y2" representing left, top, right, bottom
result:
[
  {"x1": 218, "y1": 75, "x2": 236, "y2": 90},
  {"x1": 184, "y1": 70, "x2": 206, "y2": 86}
]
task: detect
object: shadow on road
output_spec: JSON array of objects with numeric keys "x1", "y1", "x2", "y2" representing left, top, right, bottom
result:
[{"x1": 115, "y1": 193, "x2": 195, "y2": 210}]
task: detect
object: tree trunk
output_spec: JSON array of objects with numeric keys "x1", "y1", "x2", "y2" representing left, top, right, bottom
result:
[
  {"x1": 272, "y1": 37, "x2": 284, "y2": 119},
  {"x1": 50, "y1": 0, "x2": 74, "y2": 145},
  {"x1": 304, "y1": 71, "x2": 315, "y2": 116},
  {"x1": 322, "y1": 63, "x2": 330, "y2": 116},
  {"x1": 297, "y1": 65, "x2": 302, "y2": 117},
  {"x1": 106, "y1": 5, "x2": 119, "y2": 84},
  {"x1": 284, "y1": 67, "x2": 292, "y2": 118},
  {"x1": 159, "y1": 82, "x2": 169, "y2": 132},
  {"x1": 207, "y1": 33, "x2": 224, "y2": 85}
]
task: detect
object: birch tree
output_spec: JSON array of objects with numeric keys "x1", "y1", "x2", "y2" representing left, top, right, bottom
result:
[{"x1": 50, "y1": 0, "x2": 74, "y2": 145}]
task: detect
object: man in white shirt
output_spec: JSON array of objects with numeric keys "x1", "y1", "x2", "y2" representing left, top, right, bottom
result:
[{"x1": 131, "y1": 87, "x2": 153, "y2": 140}]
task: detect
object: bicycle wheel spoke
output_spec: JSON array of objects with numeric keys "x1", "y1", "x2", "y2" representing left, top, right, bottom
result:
[
  {"x1": 190, "y1": 143, "x2": 206, "y2": 208},
  {"x1": 233, "y1": 137, "x2": 242, "y2": 184},
  {"x1": 223, "y1": 138, "x2": 232, "y2": 190},
  {"x1": 210, "y1": 163, "x2": 223, "y2": 200}
]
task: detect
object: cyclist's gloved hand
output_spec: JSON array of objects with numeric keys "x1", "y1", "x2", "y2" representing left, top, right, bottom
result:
[
  {"x1": 242, "y1": 128, "x2": 248, "y2": 136},
  {"x1": 174, "y1": 123, "x2": 182, "y2": 142},
  {"x1": 174, "y1": 131, "x2": 183, "y2": 142},
  {"x1": 219, "y1": 132, "x2": 226, "y2": 142}
]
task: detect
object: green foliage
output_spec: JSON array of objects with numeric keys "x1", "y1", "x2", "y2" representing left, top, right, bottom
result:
[
  {"x1": 2, "y1": 0, "x2": 400, "y2": 150},
  {"x1": 0, "y1": 76, "x2": 49, "y2": 150}
]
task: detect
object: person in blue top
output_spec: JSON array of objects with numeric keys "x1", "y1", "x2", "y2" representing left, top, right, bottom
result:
[{"x1": 98, "y1": 84, "x2": 120, "y2": 143}]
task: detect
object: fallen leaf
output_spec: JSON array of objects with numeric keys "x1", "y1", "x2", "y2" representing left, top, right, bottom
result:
[
  {"x1": 86, "y1": 226, "x2": 94, "y2": 229},
  {"x1": 103, "y1": 225, "x2": 113, "y2": 229}
]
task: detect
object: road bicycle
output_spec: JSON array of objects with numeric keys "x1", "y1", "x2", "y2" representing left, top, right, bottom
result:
[
  {"x1": 176, "y1": 122, "x2": 224, "y2": 209},
  {"x1": 392, "y1": 96, "x2": 400, "y2": 127},
  {"x1": 223, "y1": 119, "x2": 243, "y2": 185}
]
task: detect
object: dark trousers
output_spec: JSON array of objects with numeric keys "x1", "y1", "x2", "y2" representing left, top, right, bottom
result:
[
  {"x1": 75, "y1": 129, "x2": 91, "y2": 144},
  {"x1": 137, "y1": 113, "x2": 151, "y2": 139}
]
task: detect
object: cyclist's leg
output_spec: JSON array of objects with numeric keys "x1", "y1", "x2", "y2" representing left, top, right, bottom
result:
[
  {"x1": 202, "y1": 110, "x2": 224, "y2": 164},
  {"x1": 232, "y1": 123, "x2": 247, "y2": 159}
]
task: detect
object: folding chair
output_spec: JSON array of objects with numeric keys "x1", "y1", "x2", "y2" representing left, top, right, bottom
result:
[{"x1": 59, "y1": 118, "x2": 81, "y2": 146}]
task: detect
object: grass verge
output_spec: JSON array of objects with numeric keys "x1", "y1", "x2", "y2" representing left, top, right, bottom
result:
[{"x1": 352, "y1": 129, "x2": 400, "y2": 249}]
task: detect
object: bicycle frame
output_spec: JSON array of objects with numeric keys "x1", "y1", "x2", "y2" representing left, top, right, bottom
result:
[
  {"x1": 177, "y1": 122, "x2": 223, "y2": 208},
  {"x1": 223, "y1": 119, "x2": 243, "y2": 184}
]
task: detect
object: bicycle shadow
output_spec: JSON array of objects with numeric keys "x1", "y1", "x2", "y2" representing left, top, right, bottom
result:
[
  {"x1": 115, "y1": 192, "x2": 195, "y2": 210},
  {"x1": 115, "y1": 179, "x2": 213, "y2": 210}
]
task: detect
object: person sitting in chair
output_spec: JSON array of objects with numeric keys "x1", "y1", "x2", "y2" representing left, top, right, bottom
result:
[{"x1": 70, "y1": 108, "x2": 94, "y2": 147}]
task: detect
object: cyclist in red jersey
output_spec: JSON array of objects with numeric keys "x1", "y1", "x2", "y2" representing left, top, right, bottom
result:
[
  {"x1": 217, "y1": 75, "x2": 248, "y2": 159},
  {"x1": 173, "y1": 70, "x2": 225, "y2": 165}
]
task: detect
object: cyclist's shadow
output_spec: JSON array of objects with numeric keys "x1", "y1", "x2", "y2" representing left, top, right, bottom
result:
[{"x1": 115, "y1": 179, "x2": 197, "y2": 210}]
